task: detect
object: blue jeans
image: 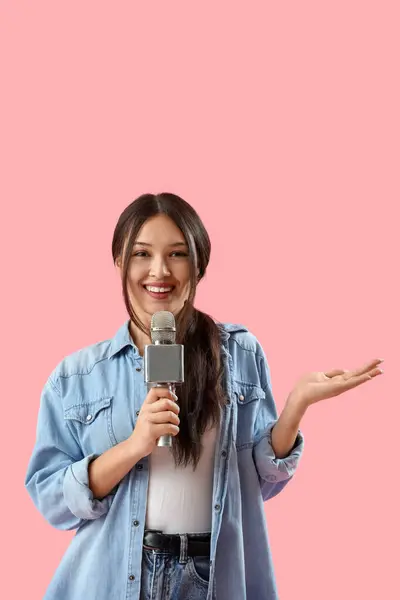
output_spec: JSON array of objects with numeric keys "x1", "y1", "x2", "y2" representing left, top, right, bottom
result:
[{"x1": 140, "y1": 542, "x2": 214, "y2": 600}]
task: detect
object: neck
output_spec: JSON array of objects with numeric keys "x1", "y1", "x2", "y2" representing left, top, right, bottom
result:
[{"x1": 129, "y1": 320, "x2": 151, "y2": 356}]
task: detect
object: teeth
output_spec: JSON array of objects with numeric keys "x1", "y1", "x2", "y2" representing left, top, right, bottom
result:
[{"x1": 145, "y1": 286, "x2": 172, "y2": 293}]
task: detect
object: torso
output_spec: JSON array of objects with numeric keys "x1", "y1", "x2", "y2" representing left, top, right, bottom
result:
[{"x1": 145, "y1": 423, "x2": 219, "y2": 534}]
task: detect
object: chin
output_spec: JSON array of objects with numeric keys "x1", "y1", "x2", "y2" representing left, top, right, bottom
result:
[
  {"x1": 150, "y1": 301, "x2": 184, "y2": 316},
  {"x1": 144, "y1": 300, "x2": 174, "y2": 312}
]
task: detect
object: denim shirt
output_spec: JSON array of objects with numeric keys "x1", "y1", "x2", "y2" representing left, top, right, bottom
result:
[{"x1": 25, "y1": 320, "x2": 304, "y2": 600}]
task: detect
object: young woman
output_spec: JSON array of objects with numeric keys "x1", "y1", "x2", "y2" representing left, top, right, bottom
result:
[{"x1": 25, "y1": 193, "x2": 383, "y2": 600}]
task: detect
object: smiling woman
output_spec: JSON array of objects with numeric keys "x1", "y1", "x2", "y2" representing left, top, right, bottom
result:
[
  {"x1": 25, "y1": 192, "x2": 383, "y2": 599},
  {"x1": 24, "y1": 193, "x2": 309, "y2": 600}
]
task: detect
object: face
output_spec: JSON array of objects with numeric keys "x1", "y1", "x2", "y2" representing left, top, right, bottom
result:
[{"x1": 117, "y1": 214, "x2": 193, "y2": 326}]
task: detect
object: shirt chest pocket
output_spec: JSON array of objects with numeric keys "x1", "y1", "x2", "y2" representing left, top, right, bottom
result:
[
  {"x1": 64, "y1": 396, "x2": 118, "y2": 456},
  {"x1": 234, "y1": 385, "x2": 265, "y2": 450}
]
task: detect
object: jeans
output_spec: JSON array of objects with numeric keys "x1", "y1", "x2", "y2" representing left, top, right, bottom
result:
[{"x1": 140, "y1": 541, "x2": 214, "y2": 600}]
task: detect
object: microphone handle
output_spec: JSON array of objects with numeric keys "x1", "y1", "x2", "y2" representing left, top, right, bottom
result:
[{"x1": 150, "y1": 382, "x2": 176, "y2": 447}]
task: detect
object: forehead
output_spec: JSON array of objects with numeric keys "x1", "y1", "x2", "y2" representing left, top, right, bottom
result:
[{"x1": 136, "y1": 214, "x2": 186, "y2": 243}]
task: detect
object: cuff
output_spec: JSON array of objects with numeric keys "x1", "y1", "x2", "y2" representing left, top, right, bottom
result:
[
  {"x1": 253, "y1": 421, "x2": 304, "y2": 483},
  {"x1": 63, "y1": 454, "x2": 113, "y2": 520}
]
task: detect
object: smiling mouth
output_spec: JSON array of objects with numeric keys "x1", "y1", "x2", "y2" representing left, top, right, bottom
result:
[
  {"x1": 143, "y1": 285, "x2": 175, "y2": 299},
  {"x1": 144, "y1": 285, "x2": 174, "y2": 293}
]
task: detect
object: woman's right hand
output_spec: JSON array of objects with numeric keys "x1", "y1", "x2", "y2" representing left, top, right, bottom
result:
[{"x1": 128, "y1": 387, "x2": 180, "y2": 459}]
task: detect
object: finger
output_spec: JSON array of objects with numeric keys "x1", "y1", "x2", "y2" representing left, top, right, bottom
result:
[
  {"x1": 345, "y1": 358, "x2": 384, "y2": 379},
  {"x1": 148, "y1": 398, "x2": 180, "y2": 414},
  {"x1": 146, "y1": 388, "x2": 178, "y2": 404},
  {"x1": 149, "y1": 410, "x2": 180, "y2": 426},
  {"x1": 343, "y1": 372, "x2": 379, "y2": 390},
  {"x1": 331, "y1": 367, "x2": 383, "y2": 393},
  {"x1": 325, "y1": 359, "x2": 383, "y2": 381},
  {"x1": 154, "y1": 423, "x2": 180, "y2": 437},
  {"x1": 324, "y1": 369, "x2": 348, "y2": 378}
]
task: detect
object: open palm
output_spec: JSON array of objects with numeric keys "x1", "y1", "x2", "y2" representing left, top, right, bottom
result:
[{"x1": 291, "y1": 358, "x2": 384, "y2": 407}]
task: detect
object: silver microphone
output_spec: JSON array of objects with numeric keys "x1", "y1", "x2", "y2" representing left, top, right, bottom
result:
[{"x1": 144, "y1": 311, "x2": 184, "y2": 447}]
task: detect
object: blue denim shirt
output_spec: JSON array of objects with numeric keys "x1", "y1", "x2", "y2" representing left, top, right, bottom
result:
[{"x1": 25, "y1": 320, "x2": 304, "y2": 600}]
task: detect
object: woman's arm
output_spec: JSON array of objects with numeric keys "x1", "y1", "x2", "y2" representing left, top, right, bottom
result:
[
  {"x1": 88, "y1": 439, "x2": 142, "y2": 499},
  {"x1": 271, "y1": 358, "x2": 383, "y2": 458},
  {"x1": 25, "y1": 377, "x2": 181, "y2": 524},
  {"x1": 25, "y1": 377, "x2": 118, "y2": 530},
  {"x1": 251, "y1": 346, "x2": 305, "y2": 502},
  {"x1": 270, "y1": 393, "x2": 308, "y2": 458}
]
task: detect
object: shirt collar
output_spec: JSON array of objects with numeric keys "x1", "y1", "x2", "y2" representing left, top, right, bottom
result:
[{"x1": 107, "y1": 320, "x2": 137, "y2": 359}]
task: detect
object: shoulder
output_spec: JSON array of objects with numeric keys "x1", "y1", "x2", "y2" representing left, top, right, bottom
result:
[
  {"x1": 220, "y1": 323, "x2": 270, "y2": 390},
  {"x1": 220, "y1": 323, "x2": 264, "y2": 357},
  {"x1": 50, "y1": 337, "x2": 113, "y2": 382}
]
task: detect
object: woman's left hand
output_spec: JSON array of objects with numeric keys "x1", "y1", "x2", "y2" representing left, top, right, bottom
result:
[{"x1": 288, "y1": 358, "x2": 384, "y2": 409}]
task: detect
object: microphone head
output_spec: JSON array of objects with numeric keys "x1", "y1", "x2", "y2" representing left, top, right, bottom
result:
[{"x1": 150, "y1": 311, "x2": 176, "y2": 344}]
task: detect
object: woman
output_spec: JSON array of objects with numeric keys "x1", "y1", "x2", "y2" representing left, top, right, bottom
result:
[{"x1": 25, "y1": 192, "x2": 383, "y2": 600}]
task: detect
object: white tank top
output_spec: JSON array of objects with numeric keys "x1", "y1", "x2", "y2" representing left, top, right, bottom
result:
[{"x1": 145, "y1": 423, "x2": 219, "y2": 534}]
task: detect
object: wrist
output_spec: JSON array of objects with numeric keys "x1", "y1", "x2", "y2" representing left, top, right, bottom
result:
[
  {"x1": 121, "y1": 438, "x2": 144, "y2": 465},
  {"x1": 286, "y1": 390, "x2": 309, "y2": 417}
]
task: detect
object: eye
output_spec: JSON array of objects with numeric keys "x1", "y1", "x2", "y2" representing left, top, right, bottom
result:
[
  {"x1": 170, "y1": 251, "x2": 189, "y2": 257},
  {"x1": 132, "y1": 251, "x2": 149, "y2": 257}
]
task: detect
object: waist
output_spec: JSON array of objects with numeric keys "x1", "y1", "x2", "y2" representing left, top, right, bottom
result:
[{"x1": 143, "y1": 530, "x2": 211, "y2": 557}]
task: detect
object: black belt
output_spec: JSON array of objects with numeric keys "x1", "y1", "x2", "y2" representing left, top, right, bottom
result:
[{"x1": 143, "y1": 530, "x2": 211, "y2": 557}]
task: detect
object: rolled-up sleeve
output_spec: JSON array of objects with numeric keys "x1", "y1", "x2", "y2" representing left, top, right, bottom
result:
[
  {"x1": 252, "y1": 347, "x2": 305, "y2": 501},
  {"x1": 25, "y1": 376, "x2": 113, "y2": 530}
]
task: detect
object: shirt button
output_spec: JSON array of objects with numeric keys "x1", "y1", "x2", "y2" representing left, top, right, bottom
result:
[
  {"x1": 239, "y1": 395, "x2": 245, "y2": 401},
  {"x1": 214, "y1": 504, "x2": 221, "y2": 511},
  {"x1": 133, "y1": 520, "x2": 140, "y2": 527},
  {"x1": 136, "y1": 464, "x2": 143, "y2": 470},
  {"x1": 136, "y1": 367, "x2": 141, "y2": 372},
  {"x1": 86, "y1": 414, "x2": 93, "y2": 422},
  {"x1": 136, "y1": 410, "x2": 140, "y2": 416},
  {"x1": 222, "y1": 451, "x2": 227, "y2": 457},
  {"x1": 129, "y1": 575, "x2": 135, "y2": 581}
]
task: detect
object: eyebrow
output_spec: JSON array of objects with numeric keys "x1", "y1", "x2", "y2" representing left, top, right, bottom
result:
[{"x1": 134, "y1": 241, "x2": 187, "y2": 248}]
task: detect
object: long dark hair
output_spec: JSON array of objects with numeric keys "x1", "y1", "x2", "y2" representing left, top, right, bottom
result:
[{"x1": 111, "y1": 193, "x2": 227, "y2": 468}]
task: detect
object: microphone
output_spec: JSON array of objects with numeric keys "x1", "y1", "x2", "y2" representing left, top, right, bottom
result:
[{"x1": 144, "y1": 311, "x2": 184, "y2": 447}]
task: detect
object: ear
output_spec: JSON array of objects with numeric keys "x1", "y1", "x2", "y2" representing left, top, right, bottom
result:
[{"x1": 115, "y1": 257, "x2": 122, "y2": 278}]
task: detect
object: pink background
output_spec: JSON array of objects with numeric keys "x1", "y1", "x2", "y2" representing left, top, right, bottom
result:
[{"x1": 1, "y1": 1, "x2": 398, "y2": 598}]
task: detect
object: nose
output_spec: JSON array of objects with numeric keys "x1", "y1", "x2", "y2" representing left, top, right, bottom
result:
[{"x1": 149, "y1": 255, "x2": 171, "y2": 279}]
